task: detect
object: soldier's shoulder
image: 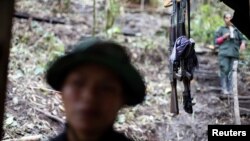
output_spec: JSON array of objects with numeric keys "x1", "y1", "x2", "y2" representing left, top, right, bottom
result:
[{"x1": 216, "y1": 26, "x2": 226, "y2": 32}]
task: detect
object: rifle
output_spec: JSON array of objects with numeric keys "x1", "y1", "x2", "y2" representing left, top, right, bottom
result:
[
  {"x1": 166, "y1": 0, "x2": 198, "y2": 115},
  {"x1": 0, "y1": 0, "x2": 15, "y2": 139}
]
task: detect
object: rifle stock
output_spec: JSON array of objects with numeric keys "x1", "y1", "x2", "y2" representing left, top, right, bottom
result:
[{"x1": 170, "y1": 80, "x2": 179, "y2": 114}]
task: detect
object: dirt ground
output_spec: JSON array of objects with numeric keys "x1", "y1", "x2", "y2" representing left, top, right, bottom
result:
[{"x1": 3, "y1": 0, "x2": 250, "y2": 141}]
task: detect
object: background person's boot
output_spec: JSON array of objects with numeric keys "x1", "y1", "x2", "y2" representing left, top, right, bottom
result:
[{"x1": 227, "y1": 77, "x2": 233, "y2": 94}]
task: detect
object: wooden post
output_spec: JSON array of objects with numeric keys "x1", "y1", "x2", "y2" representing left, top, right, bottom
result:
[
  {"x1": 0, "y1": 0, "x2": 15, "y2": 139},
  {"x1": 232, "y1": 60, "x2": 241, "y2": 125}
]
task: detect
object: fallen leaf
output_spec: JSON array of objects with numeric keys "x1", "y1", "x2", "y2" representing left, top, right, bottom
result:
[
  {"x1": 59, "y1": 105, "x2": 65, "y2": 112},
  {"x1": 52, "y1": 110, "x2": 57, "y2": 115},
  {"x1": 13, "y1": 97, "x2": 19, "y2": 105},
  {"x1": 5, "y1": 116, "x2": 14, "y2": 125},
  {"x1": 117, "y1": 114, "x2": 126, "y2": 124},
  {"x1": 26, "y1": 123, "x2": 34, "y2": 129}
]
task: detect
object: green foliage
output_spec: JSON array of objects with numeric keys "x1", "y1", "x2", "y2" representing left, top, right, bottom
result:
[
  {"x1": 10, "y1": 22, "x2": 65, "y2": 76},
  {"x1": 149, "y1": 0, "x2": 159, "y2": 7},
  {"x1": 52, "y1": 0, "x2": 71, "y2": 13},
  {"x1": 106, "y1": 0, "x2": 120, "y2": 30},
  {"x1": 241, "y1": 41, "x2": 250, "y2": 65},
  {"x1": 191, "y1": 4, "x2": 224, "y2": 44},
  {"x1": 59, "y1": 0, "x2": 71, "y2": 12},
  {"x1": 43, "y1": 32, "x2": 65, "y2": 61},
  {"x1": 35, "y1": 32, "x2": 65, "y2": 74},
  {"x1": 63, "y1": 0, "x2": 70, "y2": 9},
  {"x1": 32, "y1": 22, "x2": 65, "y2": 63},
  {"x1": 106, "y1": 26, "x2": 122, "y2": 38}
]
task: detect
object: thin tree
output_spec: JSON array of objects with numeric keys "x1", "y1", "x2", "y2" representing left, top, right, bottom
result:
[
  {"x1": 141, "y1": 0, "x2": 145, "y2": 11},
  {"x1": 105, "y1": 0, "x2": 120, "y2": 31},
  {"x1": 93, "y1": 0, "x2": 96, "y2": 36}
]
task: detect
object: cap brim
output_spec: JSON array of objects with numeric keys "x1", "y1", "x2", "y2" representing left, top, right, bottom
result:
[{"x1": 46, "y1": 53, "x2": 145, "y2": 106}]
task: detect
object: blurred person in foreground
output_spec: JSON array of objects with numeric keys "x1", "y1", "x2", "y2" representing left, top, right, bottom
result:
[
  {"x1": 215, "y1": 13, "x2": 247, "y2": 95},
  {"x1": 46, "y1": 38, "x2": 146, "y2": 141}
]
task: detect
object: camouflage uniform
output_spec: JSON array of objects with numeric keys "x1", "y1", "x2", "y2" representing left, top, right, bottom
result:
[{"x1": 215, "y1": 26, "x2": 246, "y2": 94}]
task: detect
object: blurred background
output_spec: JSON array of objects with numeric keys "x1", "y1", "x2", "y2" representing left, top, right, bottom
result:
[{"x1": 3, "y1": 0, "x2": 250, "y2": 140}]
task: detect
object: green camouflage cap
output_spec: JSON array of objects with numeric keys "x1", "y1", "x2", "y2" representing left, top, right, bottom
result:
[{"x1": 46, "y1": 38, "x2": 146, "y2": 106}]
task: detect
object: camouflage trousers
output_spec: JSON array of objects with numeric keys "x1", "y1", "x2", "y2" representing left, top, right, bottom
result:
[{"x1": 218, "y1": 56, "x2": 238, "y2": 94}]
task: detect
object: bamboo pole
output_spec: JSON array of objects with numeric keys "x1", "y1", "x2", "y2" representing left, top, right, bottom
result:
[{"x1": 232, "y1": 60, "x2": 241, "y2": 125}]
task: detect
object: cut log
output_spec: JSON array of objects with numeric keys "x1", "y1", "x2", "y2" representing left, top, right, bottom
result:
[
  {"x1": 239, "y1": 107, "x2": 250, "y2": 113},
  {"x1": 14, "y1": 12, "x2": 65, "y2": 24},
  {"x1": 238, "y1": 100, "x2": 250, "y2": 104},
  {"x1": 194, "y1": 69, "x2": 218, "y2": 75},
  {"x1": 223, "y1": 100, "x2": 250, "y2": 109},
  {"x1": 239, "y1": 104, "x2": 250, "y2": 110},
  {"x1": 14, "y1": 11, "x2": 90, "y2": 26},
  {"x1": 124, "y1": 7, "x2": 171, "y2": 15},
  {"x1": 219, "y1": 95, "x2": 250, "y2": 100},
  {"x1": 204, "y1": 86, "x2": 221, "y2": 93},
  {"x1": 195, "y1": 75, "x2": 218, "y2": 80},
  {"x1": 217, "y1": 99, "x2": 250, "y2": 110}
]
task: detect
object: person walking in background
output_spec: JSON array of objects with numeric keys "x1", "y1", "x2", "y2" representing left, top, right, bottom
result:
[{"x1": 215, "y1": 13, "x2": 247, "y2": 95}]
